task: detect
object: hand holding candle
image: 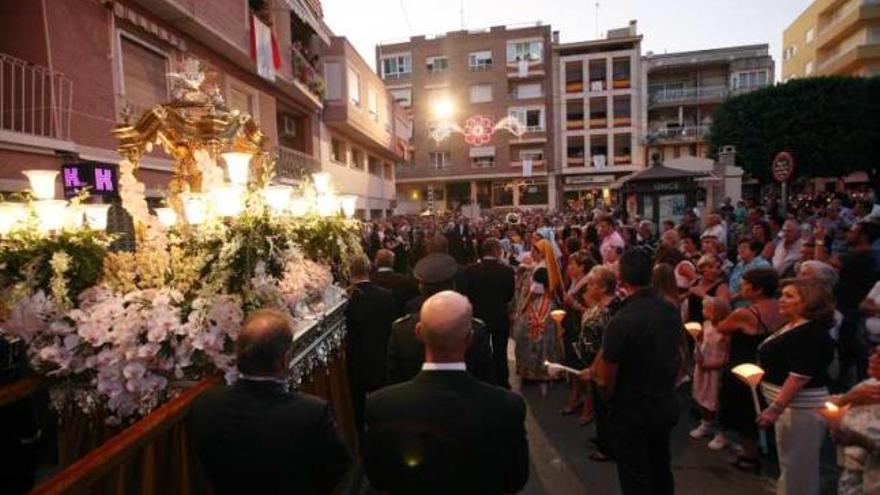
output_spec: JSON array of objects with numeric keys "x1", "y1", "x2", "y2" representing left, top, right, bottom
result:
[
  {"x1": 684, "y1": 322, "x2": 702, "y2": 340},
  {"x1": 550, "y1": 309, "x2": 566, "y2": 324},
  {"x1": 817, "y1": 401, "x2": 848, "y2": 425},
  {"x1": 544, "y1": 360, "x2": 579, "y2": 375}
]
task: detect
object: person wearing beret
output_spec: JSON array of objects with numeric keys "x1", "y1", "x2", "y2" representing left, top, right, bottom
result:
[{"x1": 385, "y1": 252, "x2": 493, "y2": 385}]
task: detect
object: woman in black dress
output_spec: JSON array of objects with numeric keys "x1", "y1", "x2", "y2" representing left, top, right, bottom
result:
[
  {"x1": 714, "y1": 268, "x2": 786, "y2": 470},
  {"x1": 560, "y1": 252, "x2": 597, "y2": 418},
  {"x1": 756, "y1": 279, "x2": 834, "y2": 495}
]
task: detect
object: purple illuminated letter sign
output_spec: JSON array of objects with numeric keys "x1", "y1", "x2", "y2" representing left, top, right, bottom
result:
[{"x1": 94, "y1": 167, "x2": 114, "y2": 192}]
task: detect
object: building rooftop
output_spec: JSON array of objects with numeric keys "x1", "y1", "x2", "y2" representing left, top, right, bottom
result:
[
  {"x1": 377, "y1": 21, "x2": 547, "y2": 46},
  {"x1": 645, "y1": 44, "x2": 771, "y2": 69}
]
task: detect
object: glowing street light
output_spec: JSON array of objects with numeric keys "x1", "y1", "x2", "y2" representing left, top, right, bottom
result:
[{"x1": 432, "y1": 98, "x2": 454, "y2": 120}]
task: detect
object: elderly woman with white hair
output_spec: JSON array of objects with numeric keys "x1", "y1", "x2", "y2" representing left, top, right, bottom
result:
[
  {"x1": 797, "y1": 260, "x2": 839, "y2": 289},
  {"x1": 798, "y1": 260, "x2": 844, "y2": 342}
]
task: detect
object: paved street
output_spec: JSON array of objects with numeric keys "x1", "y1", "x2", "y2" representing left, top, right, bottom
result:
[{"x1": 507, "y1": 346, "x2": 840, "y2": 495}]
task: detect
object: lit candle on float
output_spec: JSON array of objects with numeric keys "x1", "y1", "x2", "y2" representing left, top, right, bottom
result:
[
  {"x1": 83, "y1": 204, "x2": 111, "y2": 231},
  {"x1": 154, "y1": 207, "x2": 178, "y2": 228},
  {"x1": 32, "y1": 199, "x2": 68, "y2": 233},
  {"x1": 262, "y1": 185, "x2": 292, "y2": 214},
  {"x1": 221, "y1": 152, "x2": 252, "y2": 186},
  {"x1": 211, "y1": 185, "x2": 246, "y2": 217},
  {"x1": 23, "y1": 170, "x2": 59, "y2": 200}
]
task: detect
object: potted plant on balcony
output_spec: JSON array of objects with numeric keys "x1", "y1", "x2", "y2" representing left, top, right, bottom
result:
[{"x1": 308, "y1": 76, "x2": 325, "y2": 100}]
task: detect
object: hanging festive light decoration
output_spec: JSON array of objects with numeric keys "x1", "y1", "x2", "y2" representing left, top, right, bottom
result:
[{"x1": 463, "y1": 115, "x2": 494, "y2": 146}]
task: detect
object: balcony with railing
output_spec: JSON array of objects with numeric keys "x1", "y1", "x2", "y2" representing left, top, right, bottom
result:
[
  {"x1": 0, "y1": 53, "x2": 72, "y2": 143},
  {"x1": 645, "y1": 125, "x2": 710, "y2": 143},
  {"x1": 648, "y1": 85, "x2": 729, "y2": 107},
  {"x1": 275, "y1": 145, "x2": 321, "y2": 181},
  {"x1": 291, "y1": 43, "x2": 325, "y2": 101}
]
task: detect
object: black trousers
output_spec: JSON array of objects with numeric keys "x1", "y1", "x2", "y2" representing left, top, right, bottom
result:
[
  {"x1": 592, "y1": 384, "x2": 613, "y2": 457},
  {"x1": 611, "y1": 419, "x2": 674, "y2": 495},
  {"x1": 489, "y1": 324, "x2": 510, "y2": 388}
]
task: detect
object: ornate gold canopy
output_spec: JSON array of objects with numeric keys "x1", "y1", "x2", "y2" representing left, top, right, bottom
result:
[{"x1": 112, "y1": 59, "x2": 269, "y2": 221}]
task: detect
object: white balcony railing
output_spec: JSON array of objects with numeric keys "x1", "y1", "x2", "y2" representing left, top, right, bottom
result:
[
  {"x1": 646, "y1": 125, "x2": 711, "y2": 142},
  {"x1": 0, "y1": 53, "x2": 72, "y2": 141},
  {"x1": 648, "y1": 85, "x2": 729, "y2": 106}
]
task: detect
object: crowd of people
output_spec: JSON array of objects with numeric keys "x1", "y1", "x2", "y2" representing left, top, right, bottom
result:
[{"x1": 190, "y1": 190, "x2": 880, "y2": 495}]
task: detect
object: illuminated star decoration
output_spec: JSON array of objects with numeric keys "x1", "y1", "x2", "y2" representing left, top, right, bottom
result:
[{"x1": 463, "y1": 115, "x2": 494, "y2": 146}]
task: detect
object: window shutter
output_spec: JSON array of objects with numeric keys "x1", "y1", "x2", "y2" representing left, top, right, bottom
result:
[{"x1": 121, "y1": 37, "x2": 168, "y2": 114}]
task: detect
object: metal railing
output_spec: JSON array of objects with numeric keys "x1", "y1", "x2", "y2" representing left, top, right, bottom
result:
[
  {"x1": 395, "y1": 163, "x2": 459, "y2": 179},
  {"x1": 648, "y1": 85, "x2": 729, "y2": 106},
  {"x1": 276, "y1": 146, "x2": 321, "y2": 180},
  {"x1": 646, "y1": 125, "x2": 711, "y2": 142},
  {"x1": 0, "y1": 53, "x2": 72, "y2": 140}
]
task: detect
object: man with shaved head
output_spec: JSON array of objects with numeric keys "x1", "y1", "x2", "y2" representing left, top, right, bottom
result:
[
  {"x1": 190, "y1": 309, "x2": 351, "y2": 495},
  {"x1": 364, "y1": 291, "x2": 529, "y2": 495}
]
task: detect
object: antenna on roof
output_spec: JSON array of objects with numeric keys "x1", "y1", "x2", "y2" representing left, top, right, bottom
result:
[
  {"x1": 595, "y1": 2, "x2": 601, "y2": 38},
  {"x1": 460, "y1": 0, "x2": 465, "y2": 29}
]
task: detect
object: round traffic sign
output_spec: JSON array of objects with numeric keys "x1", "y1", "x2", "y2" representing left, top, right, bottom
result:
[{"x1": 771, "y1": 151, "x2": 795, "y2": 183}]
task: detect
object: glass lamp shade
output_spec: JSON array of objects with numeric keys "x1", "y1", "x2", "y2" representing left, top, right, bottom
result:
[
  {"x1": 154, "y1": 207, "x2": 178, "y2": 228},
  {"x1": 311, "y1": 172, "x2": 332, "y2": 195},
  {"x1": 64, "y1": 204, "x2": 85, "y2": 229},
  {"x1": 211, "y1": 185, "x2": 246, "y2": 217},
  {"x1": 262, "y1": 185, "x2": 292, "y2": 214},
  {"x1": 340, "y1": 195, "x2": 357, "y2": 218},
  {"x1": 0, "y1": 203, "x2": 27, "y2": 234},
  {"x1": 290, "y1": 197, "x2": 310, "y2": 217},
  {"x1": 83, "y1": 204, "x2": 112, "y2": 231},
  {"x1": 32, "y1": 199, "x2": 68, "y2": 232},
  {"x1": 183, "y1": 194, "x2": 208, "y2": 225},
  {"x1": 315, "y1": 194, "x2": 339, "y2": 217},
  {"x1": 221, "y1": 152, "x2": 252, "y2": 185},
  {"x1": 23, "y1": 170, "x2": 59, "y2": 200}
]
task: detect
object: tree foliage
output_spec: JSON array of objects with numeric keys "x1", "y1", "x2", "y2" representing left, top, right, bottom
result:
[{"x1": 708, "y1": 76, "x2": 880, "y2": 189}]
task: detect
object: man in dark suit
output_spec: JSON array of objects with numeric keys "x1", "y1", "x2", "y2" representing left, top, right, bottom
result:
[
  {"x1": 346, "y1": 255, "x2": 396, "y2": 433},
  {"x1": 365, "y1": 291, "x2": 529, "y2": 495},
  {"x1": 189, "y1": 309, "x2": 351, "y2": 495},
  {"x1": 463, "y1": 237, "x2": 516, "y2": 388},
  {"x1": 372, "y1": 249, "x2": 419, "y2": 318},
  {"x1": 386, "y1": 252, "x2": 493, "y2": 385},
  {"x1": 446, "y1": 219, "x2": 475, "y2": 264},
  {"x1": 593, "y1": 248, "x2": 681, "y2": 495}
]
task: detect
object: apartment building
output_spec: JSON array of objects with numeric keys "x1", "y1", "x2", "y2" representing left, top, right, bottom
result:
[
  {"x1": 553, "y1": 21, "x2": 646, "y2": 210},
  {"x1": 322, "y1": 37, "x2": 411, "y2": 218},
  {"x1": 644, "y1": 45, "x2": 774, "y2": 162},
  {"x1": 0, "y1": 0, "x2": 407, "y2": 222},
  {"x1": 378, "y1": 23, "x2": 555, "y2": 213},
  {"x1": 782, "y1": 0, "x2": 880, "y2": 80}
]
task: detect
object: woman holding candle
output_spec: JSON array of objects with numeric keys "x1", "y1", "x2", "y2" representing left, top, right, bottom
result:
[
  {"x1": 756, "y1": 278, "x2": 835, "y2": 495},
  {"x1": 513, "y1": 239, "x2": 564, "y2": 387},
  {"x1": 577, "y1": 265, "x2": 622, "y2": 461},
  {"x1": 828, "y1": 346, "x2": 880, "y2": 495},
  {"x1": 714, "y1": 268, "x2": 785, "y2": 466},
  {"x1": 560, "y1": 252, "x2": 597, "y2": 418}
]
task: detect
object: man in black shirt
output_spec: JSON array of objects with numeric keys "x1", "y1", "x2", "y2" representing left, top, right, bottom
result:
[{"x1": 598, "y1": 248, "x2": 682, "y2": 495}]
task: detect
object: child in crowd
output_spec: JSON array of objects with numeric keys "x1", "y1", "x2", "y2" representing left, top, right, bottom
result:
[{"x1": 690, "y1": 296, "x2": 731, "y2": 441}]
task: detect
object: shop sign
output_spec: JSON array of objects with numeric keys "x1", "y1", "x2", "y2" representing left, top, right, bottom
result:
[
  {"x1": 61, "y1": 163, "x2": 119, "y2": 199},
  {"x1": 652, "y1": 181, "x2": 680, "y2": 192},
  {"x1": 565, "y1": 175, "x2": 614, "y2": 185}
]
